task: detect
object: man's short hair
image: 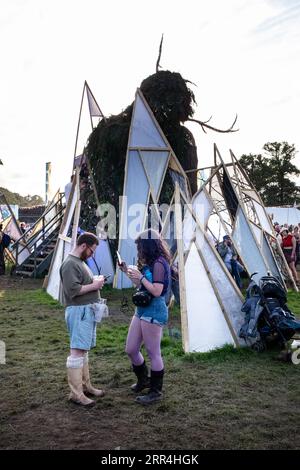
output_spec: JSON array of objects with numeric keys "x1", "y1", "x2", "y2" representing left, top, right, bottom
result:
[
  {"x1": 223, "y1": 235, "x2": 230, "y2": 241},
  {"x1": 76, "y1": 232, "x2": 99, "y2": 247}
]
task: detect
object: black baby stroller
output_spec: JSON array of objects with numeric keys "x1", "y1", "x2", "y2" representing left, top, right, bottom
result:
[{"x1": 239, "y1": 272, "x2": 300, "y2": 351}]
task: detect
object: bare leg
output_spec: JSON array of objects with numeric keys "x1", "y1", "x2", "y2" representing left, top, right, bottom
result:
[
  {"x1": 141, "y1": 320, "x2": 164, "y2": 371},
  {"x1": 125, "y1": 316, "x2": 144, "y2": 366}
]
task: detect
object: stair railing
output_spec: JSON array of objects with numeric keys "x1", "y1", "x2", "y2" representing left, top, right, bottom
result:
[{"x1": 11, "y1": 194, "x2": 65, "y2": 268}]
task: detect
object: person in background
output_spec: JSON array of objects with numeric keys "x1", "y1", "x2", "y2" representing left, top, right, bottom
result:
[
  {"x1": 119, "y1": 229, "x2": 171, "y2": 406},
  {"x1": 217, "y1": 235, "x2": 244, "y2": 289},
  {"x1": 293, "y1": 225, "x2": 300, "y2": 268},
  {"x1": 280, "y1": 227, "x2": 299, "y2": 286},
  {"x1": 20, "y1": 222, "x2": 26, "y2": 235},
  {"x1": 274, "y1": 223, "x2": 282, "y2": 245},
  {"x1": 64, "y1": 174, "x2": 74, "y2": 205},
  {"x1": 60, "y1": 232, "x2": 105, "y2": 407}
]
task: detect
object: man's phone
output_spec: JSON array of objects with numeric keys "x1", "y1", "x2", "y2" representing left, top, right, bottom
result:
[{"x1": 116, "y1": 251, "x2": 124, "y2": 266}]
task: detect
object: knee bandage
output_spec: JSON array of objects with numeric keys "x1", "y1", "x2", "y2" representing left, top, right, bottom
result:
[{"x1": 66, "y1": 356, "x2": 84, "y2": 369}]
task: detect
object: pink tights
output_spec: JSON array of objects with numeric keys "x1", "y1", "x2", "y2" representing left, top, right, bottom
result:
[{"x1": 125, "y1": 315, "x2": 164, "y2": 371}]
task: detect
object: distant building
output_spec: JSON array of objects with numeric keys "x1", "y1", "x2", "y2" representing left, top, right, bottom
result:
[{"x1": 18, "y1": 205, "x2": 46, "y2": 225}]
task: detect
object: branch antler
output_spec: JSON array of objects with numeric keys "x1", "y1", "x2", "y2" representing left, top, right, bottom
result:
[
  {"x1": 156, "y1": 34, "x2": 164, "y2": 73},
  {"x1": 188, "y1": 114, "x2": 238, "y2": 134}
]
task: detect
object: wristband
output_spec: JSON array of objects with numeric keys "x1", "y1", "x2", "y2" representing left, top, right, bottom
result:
[{"x1": 140, "y1": 275, "x2": 145, "y2": 283}]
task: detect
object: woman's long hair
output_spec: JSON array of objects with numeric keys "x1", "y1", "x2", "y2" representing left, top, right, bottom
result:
[{"x1": 135, "y1": 229, "x2": 171, "y2": 269}]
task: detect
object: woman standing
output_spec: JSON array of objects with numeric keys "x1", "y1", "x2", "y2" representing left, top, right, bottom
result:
[
  {"x1": 119, "y1": 229, "x2": 171, "y2": 406},
  {"x1": 281, "y1": 227, "x2": 299, "y2": 286}
]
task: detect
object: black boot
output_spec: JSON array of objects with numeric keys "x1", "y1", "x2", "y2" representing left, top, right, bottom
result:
[
  {"x1": 131, "y1": 361, "x2": 150, "y2": 393},
  {"x1": 135, "y1": 369, "x2": 164, "y2": 405}
]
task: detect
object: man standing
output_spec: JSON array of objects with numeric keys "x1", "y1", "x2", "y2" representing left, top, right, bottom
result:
[
  {"x1": 60, "y1": 232, "x2": 105, "y2": 407},
  {"x1": 217, "y1": 235, "x2": 244, "y2": 289}
]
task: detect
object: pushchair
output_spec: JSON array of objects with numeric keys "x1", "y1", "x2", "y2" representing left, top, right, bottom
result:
[{"x1": 239, "y1": 272, "x2": 300, "y2": 352}]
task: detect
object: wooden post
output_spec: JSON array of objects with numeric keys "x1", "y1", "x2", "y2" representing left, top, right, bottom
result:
[{"x1": 174, "y1": 183, "x2": 189, "y2": 353}]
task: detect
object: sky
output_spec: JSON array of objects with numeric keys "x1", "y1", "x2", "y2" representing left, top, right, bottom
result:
[{"x1": 0, "y1": 0, "x2": 300, "y2": 200}]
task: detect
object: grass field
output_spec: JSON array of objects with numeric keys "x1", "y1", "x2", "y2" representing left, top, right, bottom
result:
[{"x1": 0, "y1": 275, "x2": 300, "y2": 450}]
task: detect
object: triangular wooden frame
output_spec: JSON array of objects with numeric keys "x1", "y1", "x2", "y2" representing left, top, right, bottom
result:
[
  {"x1": 44, "y1": 169, "x2": 80, "y2": 299},
  {"x1": 207, "y1": 145, "x2": 296, "y2": 290},
  {"x1": 174, "y1": 183, "x2": 245, "y2": 353},
  {"x1": 228, "y1": 149, "x2": 297, "y2": 291},
  {"x1": 115, "y1": 88, "x2": 190, "y2": 288}
]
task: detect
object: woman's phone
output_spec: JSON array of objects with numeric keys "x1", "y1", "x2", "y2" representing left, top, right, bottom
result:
[{"x1": 116, "y1": 251, "x2": 124, "y2": 266}]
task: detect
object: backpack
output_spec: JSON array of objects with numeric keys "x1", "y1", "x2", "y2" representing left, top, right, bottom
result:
[{"x1": 1, "y1": 233, "x2": 11, "y2": 248}]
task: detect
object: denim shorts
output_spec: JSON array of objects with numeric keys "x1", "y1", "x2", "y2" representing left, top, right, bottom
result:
[
  {"x1": 65, "y1": 305, "x2": 97, "y2": 350},
  {"x1": 135, "y1": 296, "x2": 168, "y2": 327}
]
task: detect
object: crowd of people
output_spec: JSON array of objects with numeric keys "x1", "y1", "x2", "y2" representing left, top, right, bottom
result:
[{"x1": 274, "y1": 222, "x2": 300, "y2": 286}]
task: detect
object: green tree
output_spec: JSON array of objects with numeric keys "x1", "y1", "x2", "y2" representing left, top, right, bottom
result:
[
  {"x1": 239, "y1": 142, "x2": 300, "y2": 206},
  {"x1": 0, "y1": 187, "x2": 44, "y2": 207}
]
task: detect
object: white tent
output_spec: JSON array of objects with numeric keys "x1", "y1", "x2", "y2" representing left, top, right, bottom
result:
[
  {"x1": 266, "y1": 206, "x2": 300, "y2": 227},
  {"x1": 208, "y1": 147, "x2": 296, "y2": 289},
  {"x1": 86, "y1": 238, "x2": 115, "y2": 282},
  {"x1": 175, "y1": 184, "x2": 245, "y2": 353},
  {"x1": 45, "y1": 174, "x2": 80, "y2": 301}
]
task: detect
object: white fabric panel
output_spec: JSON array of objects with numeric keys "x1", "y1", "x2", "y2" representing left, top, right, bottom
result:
[
  {"x1": 185, "y1": 243, "x2": 235, "y2": 352},
  {"x1": 195, "y1": 230, "x2": 245, "y2": 345},
  {"x1": 232, "y1": 206, "x2": 269, "y2": 282},
  {"x1": 46, "y1": 239, "x2": 64, "y2": 301},
  {"x1": 87, "y1": 239, "x2": 115, "y2": 284},
  {"x1": 140, "y1": 151, "x2": 169, "y2": 201},
  {"x1": 253, "y1": 200, "x2": 273, "y2": 234},
  {"x1": 242, "y1": 189, "x2": 261, "y2": 204},
  {"x1": 162, "y1": 210, "x2": 176, "y2": 253},
  {"x1": 169, "y1": 170, "x2": 187, "y2": 197},
  {"x1": 5, "y1": 218, "x2": 31, "y2": 264},
  {"x1": 47, "y1": 184, "x2": 78, "y2": 300},
  {"x1": 250, "y1": 222, "x2": 262, "y2": 247},
  {"x1": 130, "y1": 94, "x2": 166, "y2": 148},
  {"x1": 261, "y1": 233, "x2": 283, "y2": 281},
  {"x1": 47, "y1": 239, "x2": 72, "y2": 301},
  {"x1": 5, "y1": 218, "x2": 22, "y2": 242},
  {"x1": 207, "y1": 214, "x2": 226, "y2": 242},
  {"x1": 86, "y1": 86, "x2": 103, "y2": 117},
  {"x1": 192, "y1": 190, "x2": 213, "y2": 228},
  {"x1": 183, "y1": 207, "x2": 195, "y2": 253},
  {"x1": 266, "y1": 207, "x2": 300, "y2": 226},
  {"x1": 117, "y1": 151, "x2": 150, "y2": 288}
]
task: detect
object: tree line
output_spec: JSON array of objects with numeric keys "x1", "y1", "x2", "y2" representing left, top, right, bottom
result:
[{"x1": 239, "y1": 142, "x2": 300, "y2": 206}]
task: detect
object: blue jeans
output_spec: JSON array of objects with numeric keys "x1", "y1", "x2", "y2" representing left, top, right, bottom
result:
[{"x1": 225, "y1": 259, "x2": 244, "y2": 289}]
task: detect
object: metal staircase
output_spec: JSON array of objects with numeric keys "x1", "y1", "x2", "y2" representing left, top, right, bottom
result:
[{"x1": 11, "y1": 194, "x2": 65, "y2": 278}]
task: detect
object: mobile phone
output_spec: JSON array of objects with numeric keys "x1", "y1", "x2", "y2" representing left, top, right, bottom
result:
[
  {"x1": 103, "y1": 275, "x2": 111, "y2": 282},
  {"x1": 116, "y1": 251, "x2": 124, "y2": 265}
]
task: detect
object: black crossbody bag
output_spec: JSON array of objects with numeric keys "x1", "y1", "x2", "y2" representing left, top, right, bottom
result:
[{"x1": 132, "y1": 269, "x2": 153, "y2": 307}]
